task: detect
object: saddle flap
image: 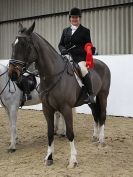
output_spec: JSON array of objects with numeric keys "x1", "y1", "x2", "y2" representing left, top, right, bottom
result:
[
  {"x1": 16, "y1": 74, "x2": 37, "y2": 92},
  {"x1": 27, "y1": 75, "x2": 37, "y2": 91},
  {"x1": 72, "y1": 62, "x2": 82, "y2": 79},
  {"x1": 69, "y1": 60, "x2": 83, "y2": 87}
]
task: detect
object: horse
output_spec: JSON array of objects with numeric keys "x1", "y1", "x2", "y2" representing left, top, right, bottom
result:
[
  {"x1": 8, "y1": 22, "x2": 111, "y2": 168},
  {"x1": 0, "y1": 63, "x2": 65, "y2": 152}
]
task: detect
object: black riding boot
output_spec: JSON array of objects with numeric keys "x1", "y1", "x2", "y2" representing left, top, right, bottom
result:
[{"x1": 82, "y1": 72, "x2": 96, "y2": 104}]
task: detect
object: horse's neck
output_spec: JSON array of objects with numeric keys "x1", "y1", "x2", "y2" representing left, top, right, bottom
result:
[
  {"x1": 33, "y1": 33, "x2": 64, "y2": 77},
  {"x1": 0, "y1": 67, "x2": 19, "y2": 96}
]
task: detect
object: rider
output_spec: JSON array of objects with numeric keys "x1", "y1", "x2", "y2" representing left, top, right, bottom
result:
[{"x1": 58, "y1": 7, "x2": 96, "y2": 103}]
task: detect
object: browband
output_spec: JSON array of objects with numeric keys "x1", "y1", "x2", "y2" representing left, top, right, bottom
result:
[{"x1": 9, "y1": 59, "x2": 26, "y2": 66}]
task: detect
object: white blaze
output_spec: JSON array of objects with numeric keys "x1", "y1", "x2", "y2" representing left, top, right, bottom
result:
[{"x1": 14, "y1": 38, "x2": 19, "y2": 45}]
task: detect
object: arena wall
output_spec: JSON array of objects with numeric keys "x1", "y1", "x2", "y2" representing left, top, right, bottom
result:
[
  {"x1": 0, "y1": 54, "x2": 133, "y2": 117},
  {"x1": 0, "y1": 1, "x2": 133, "y2": 58}
]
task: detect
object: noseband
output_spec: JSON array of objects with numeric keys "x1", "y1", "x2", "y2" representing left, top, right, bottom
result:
[{"x1": 9, "y1": 59, "x2": 26, "y2": 74}]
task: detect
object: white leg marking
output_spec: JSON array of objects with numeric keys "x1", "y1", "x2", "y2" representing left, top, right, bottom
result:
[
  {"x1": 93, "y1": 122, "x2": 99, "y2": 138},
  {"x1": 14, "y1": 38, "x2": 19, "y2": 45},
  {"x1": 68, "y1": 140, "x2": 77, "y2": 167},
  {"x1": 45, "y1": 141, "x2": 54, "y2": 160},
  {"x1": 99, "y1": 125, "x2": 105, "y2": 143}
]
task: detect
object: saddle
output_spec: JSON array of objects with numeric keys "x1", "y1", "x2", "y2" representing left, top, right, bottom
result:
[
  {"x1": 64, "y1": 55, "x2": 82, "y2": 79},
  {"x1": 16, "y1": 74, "x2": 37, "y2": 92},
  {"x1": 72, "y1": 61, "x2": 82, "y2": 79}
]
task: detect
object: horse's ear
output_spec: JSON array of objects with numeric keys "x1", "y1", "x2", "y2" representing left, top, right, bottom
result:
[
  {"x1": 26, "y1": 21, "x2": 35, "y2": 35},
  {"x1": 18, "y1": 23, "x2": 24, "y2": 33}
]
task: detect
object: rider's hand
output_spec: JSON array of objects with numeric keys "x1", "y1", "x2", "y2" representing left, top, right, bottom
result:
[
  {"x1": 92, "y1": 47, "x2": 96, "y2": 55},
  {"x1": 61, "y1": 49, "x2": 68, "y2": 55}
]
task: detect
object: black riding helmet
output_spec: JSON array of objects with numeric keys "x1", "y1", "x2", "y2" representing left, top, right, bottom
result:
[{"x1": 69, "y1": 7, "x2": 82, "y2": 17}]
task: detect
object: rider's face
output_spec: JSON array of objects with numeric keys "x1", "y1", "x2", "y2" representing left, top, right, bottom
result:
[{"x1": 69, "y1": 16, "x2": 81, "y2": 26}]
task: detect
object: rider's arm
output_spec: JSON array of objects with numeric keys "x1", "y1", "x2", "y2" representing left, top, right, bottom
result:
[
  {"x1": 84, "y1": 29, "x2": 92, "y2": 44},
  {"x1": 58, "y1": 29, "x2": 68, "y2": 55},
  {"x1": 84, "y1": 29, "x2": 96, "y2": 55}
]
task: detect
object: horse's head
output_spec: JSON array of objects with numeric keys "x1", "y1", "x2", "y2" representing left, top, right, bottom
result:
[{"x1": 8, "y1": 22, "x2": 38, "y2": 81}]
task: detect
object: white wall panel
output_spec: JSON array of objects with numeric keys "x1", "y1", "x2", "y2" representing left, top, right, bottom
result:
[{"x1": 1, "y1": 0, "x2": 133, "y2": 21}]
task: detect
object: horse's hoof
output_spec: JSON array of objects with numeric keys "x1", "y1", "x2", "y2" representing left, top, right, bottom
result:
[
  {"x1": 92, "y1": 136, "x2": 99, "y2": 142},
  {"x1": 67, "y1": 162, "x2": 78, "y2": 169},
  {"x1": 8, "y1": 148, "x2": 16, "y2": 153},
  {"x1": 98, "y1": 142, "x2": 106, "y2": 148},
  {"x1": 45, "y1": 159, "x2": 53, "y2": 166},
  {"x1": 54, "y1": 132, "x2": 57, "y2": 135}
]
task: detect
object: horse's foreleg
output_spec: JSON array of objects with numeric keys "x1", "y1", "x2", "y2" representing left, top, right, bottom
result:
[
  {"x1": 8, "y1": 107, "x2": 17, "y2": 152},
  {"x1": 43, "y1": 106, "x2": 54, "y2": 166},
  {"x1": 99, "y1": 124, "x2": 105, "y2": 144},
  {"x1": 61, "y1": 105, "x2": 77, "y2": 168},
  {"x1": 68, "y1": 140, "x2": 77, "y2": 168},
  {"x1": 92, "y1": 121, "x2": 99, "y2": 142}
]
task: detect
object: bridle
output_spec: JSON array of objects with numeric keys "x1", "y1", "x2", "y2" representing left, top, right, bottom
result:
[
  {"x1": 9, "y1": 59, "x2": 26, "y2": 74},
  {"x1": 9, "y1": 34, "x2": 38, "y2": 76},
  {"x1": 9, "y1": 32, "x2": 71, "y2": 99}
]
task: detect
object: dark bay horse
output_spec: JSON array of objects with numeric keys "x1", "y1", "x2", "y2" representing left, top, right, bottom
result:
[{"x1": 8, "y1": 22, "x2": 111, "y2": 168}]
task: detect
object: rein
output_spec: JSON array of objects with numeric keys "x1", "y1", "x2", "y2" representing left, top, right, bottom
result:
[
  {"x1": 0, "y1": 69, "x2": 8, "y2": 77},
  {"x1": 40, "y1": 59, "x2": 69, "y2": 97},
  {"x1": 0, "y1": 69, "x2": 16, "y2": 96}
]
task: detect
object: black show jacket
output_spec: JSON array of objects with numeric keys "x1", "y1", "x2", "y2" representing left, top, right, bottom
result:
[{"x1": 58, "y1": 24, "x2": 92, "y2": 63}]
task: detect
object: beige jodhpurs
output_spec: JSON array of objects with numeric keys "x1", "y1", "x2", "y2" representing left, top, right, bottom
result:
[{"x1": 78, "y1": 61, "x2": 88, "y2": 77}]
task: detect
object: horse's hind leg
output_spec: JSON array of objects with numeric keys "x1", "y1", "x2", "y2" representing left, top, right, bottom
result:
[
  {"x1": 90, "y1": 93, "x2": 107, "y2": 145},
  {"x1": 54, "y1": 112, "x2": 60, "y2": 134},
  {"x1": 98, "y1": 95, "x2": 107, "y2": 145},
  {"x1": 89, "y1": 102, "x2": 100, "y2": 142},
  {"x1": 54, "y1": 112, "x2": 66, "y2": 136},
  {"x1": 60, "y1": 105, "x2": 77, "y2": 168},
  {"x1": 97, "y1": 93, "x2": 108, "y2": 145},
  {"x1": 43, "y1": 105, "x2": 55, "y2": 166}
]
